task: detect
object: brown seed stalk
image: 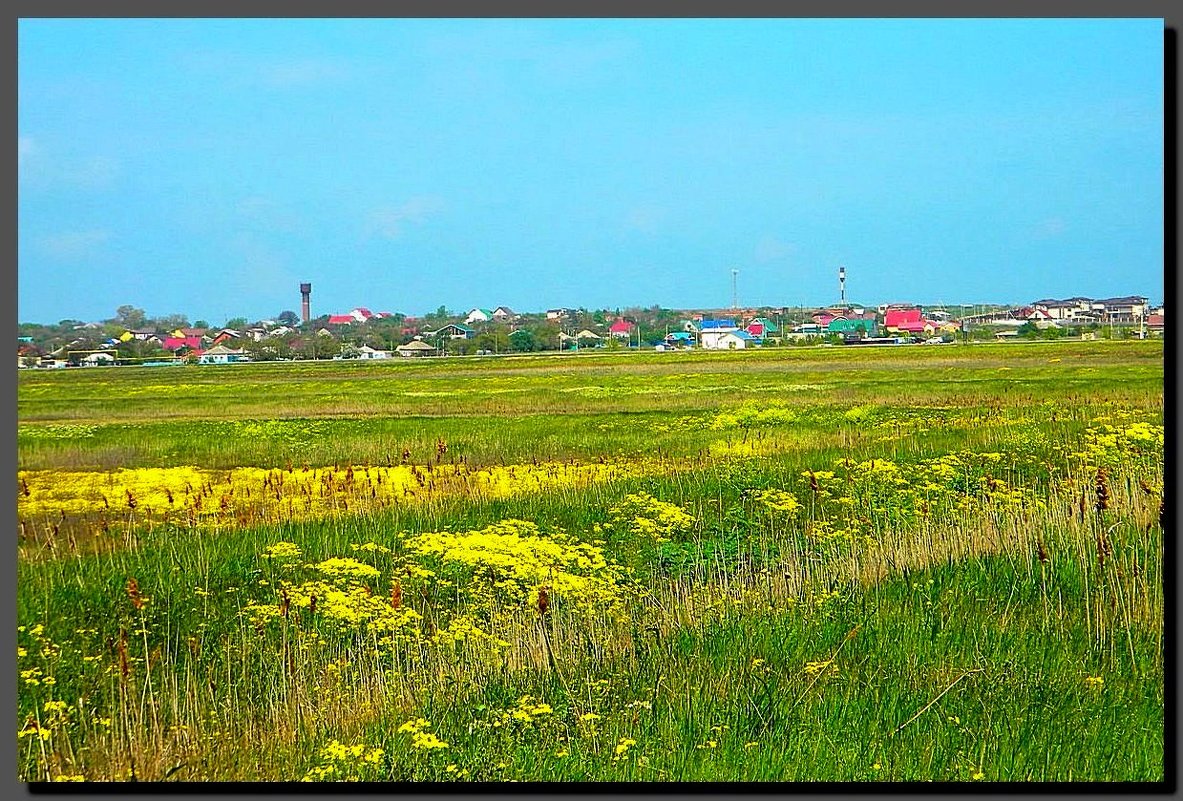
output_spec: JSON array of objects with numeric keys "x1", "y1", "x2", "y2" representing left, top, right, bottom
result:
[
  {"x1": 1094, "y1": 468, "x2": 1110, "y2": 514},
  {"x1": 126, "y1": 578, "x2": 146, "y2": 610}
]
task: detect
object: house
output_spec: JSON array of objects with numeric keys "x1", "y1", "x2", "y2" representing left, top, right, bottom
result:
[
  {"x1": 492, "y1": 306, "x2": 516, "y2": 321},
  {"x1": 716, "y1": 330, "x2": 757, "y2": 349},
  {"x1": 349, "y1": 308, "x2": 376, "y2": 322},
  {"x1": 161, "y1": 336, "x2": 204, "y2": 353},
  {"x1": 1032, "y1": 298, "x2": 1092, "y2": 321},
  {"x1": 895, "y1": 320, "x2": 936, "y2": 336},
  {"x1": 432, "y1": 323, "x2": 475, "y2": 340},
  {"x1": 681, "y1": 320, "x2": 700, "y2": 334},
  {"x1": 749, "y1": 317, "x2": 779, "y2": 336},
  {"x1": 559, "y1": 330, "x2": 603, "y2": 349},
  {"x1": 198, "y1": 344, "x2": 247, "y2": 364},
  {"x1": 1097, "y1": 296, "x2": 1150, "y2": 322},
  {"x1": 699, "y1": 319, "x2": 739, "y2": 350},
  {"x1": 81, "y1": 352, "x2": 116, "y2": 366},
  {"x1": 608, "y1": 319, "x2": 634, "y2": 339},
  {"x1": 170, "y1": 327, "x2": 208, "y2": 339},
  {"x1": 565, "y1": 329, "x2": 603, "y2": 346},
  {"x1": 883, "y1": 308, "x2": 923, "y2": 332},
  {"x1": 546, "y1": 308, "x2": 574, "y2": 320},
  {"x1": 395, "y1": 340, "x2": 436, "y2": 357},
  {"x1": 828, "y1": 318, "x2": 878, "y2": 337},
  {"x1": 356, "y1": 345, "x2": 391, "y2": 360},
  {"x1": 465, "y1": 308, "x2": 496, "y2": 325},
  {"x1": 327, "y1": 314, "x2": 355, "y2": 326},
  {"x1": 210, "y1": 329, "x2": 243, "y2": 346},
  {"x1": 125, "y1": 327, "x2": 159, "y2": 341},
  {"x1": 1146, "y1": 314, "x2": 1165, "y2": 333},
  {"x1": 663, "y1": 331, "x2": 695, "y2": 348}
]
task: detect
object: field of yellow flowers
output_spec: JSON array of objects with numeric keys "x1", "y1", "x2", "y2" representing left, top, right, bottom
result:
[{"x1": 16, "y1": 341, "x2": 1164, "y2": 782}]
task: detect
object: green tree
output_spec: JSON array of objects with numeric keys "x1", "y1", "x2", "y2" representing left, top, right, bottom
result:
[
  {"x1": 277, "y1": 310, "x2": 300, "y2": 327},
  {"x1": 155, "y1": 313, "x2": 190, "y2": 330},
  {"x1": 508, "y1": 329, "x2": 537, "y2": 352},
  {"x1": 225, "y1": 317, "x2": 248, "y2": 330},
  {"x1": 115, "y1": 305, "x2": 146, "y2": 329}
]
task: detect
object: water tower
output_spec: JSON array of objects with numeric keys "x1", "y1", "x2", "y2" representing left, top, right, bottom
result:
[{"x1": 300, "y1": 283, "x2": 312, "y2": 323}]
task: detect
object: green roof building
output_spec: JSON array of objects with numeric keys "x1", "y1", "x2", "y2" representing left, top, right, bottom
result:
[{"x1": 827, "y1": 318, "x2": 878, "y2": 336}]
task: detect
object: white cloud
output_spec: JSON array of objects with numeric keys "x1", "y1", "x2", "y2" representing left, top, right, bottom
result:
[
  {"x1": 257, "y1": 59, "x2": 350, "y2": 89},
  {"x1": 1032, "y1": 217, "x2": 1068, "y2": 239},
  {"x1": 19, "y1": 136, "x2": 119, "y2": 192},
  {"x1": 37, "y1": 229, "x2": 111, "y2": 260},
  {"x1": 18, "y1": 136, "x2": 39, "y2": 169},
  {"x1": 179, "y1": 51, "x2": 352, "y2": 90},
  {"x1": 754, "y1": 236, "x2": 797, "y2": 264},
  {"x1": 367, "y1": 196, "x2": 446, "y2": 239},
  {"x1": 624, "y1": 205, "x2": 666, "y2": 234}
]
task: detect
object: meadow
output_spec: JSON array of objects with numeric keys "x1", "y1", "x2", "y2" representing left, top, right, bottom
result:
[{"x1": 16, "y1": 340, "x2": 1165, "y2": 783}]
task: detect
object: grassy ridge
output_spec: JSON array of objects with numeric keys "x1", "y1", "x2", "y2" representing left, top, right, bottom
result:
[
  {"x1": 17, "y1": 340, "x2": 1163, "y2": 470},
  {"x1": 17, "y1": 340, "x2": 1163, "y2": 424}
]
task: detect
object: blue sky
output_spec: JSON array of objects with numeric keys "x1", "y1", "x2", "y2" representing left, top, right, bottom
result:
[{"x1": 18, "y1": 18, "x2": 1164, "y2": 325}]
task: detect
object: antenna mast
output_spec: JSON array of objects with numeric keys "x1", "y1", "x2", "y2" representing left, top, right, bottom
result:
[{"x1": 731, "y1": 269, "x2": 739, "y2": 311}]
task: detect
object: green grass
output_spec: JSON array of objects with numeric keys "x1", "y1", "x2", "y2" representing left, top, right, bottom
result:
[{"x1": 15, "y1": 339, "x2": 1164, "y2": 782}]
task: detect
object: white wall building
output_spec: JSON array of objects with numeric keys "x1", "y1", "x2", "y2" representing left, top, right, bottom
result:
[{"x1": 698, "y1": 319, "x2": 740, "y2": 350}]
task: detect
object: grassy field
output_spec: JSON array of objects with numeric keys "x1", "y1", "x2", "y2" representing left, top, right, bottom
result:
[{"x1": 16, "y1": 340, "x2": 1164, "y2": 783}]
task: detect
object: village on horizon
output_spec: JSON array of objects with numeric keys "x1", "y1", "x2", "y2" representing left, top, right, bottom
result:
[{"x1": 18, "y1": 268, "x2": 1164, "y2": 368}]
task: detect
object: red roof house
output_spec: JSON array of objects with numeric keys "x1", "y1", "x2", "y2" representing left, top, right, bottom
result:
[
  {"x1": 608, "y1": 319, "x2": 634, "y2": 338},
  {"x1": 327, "y1": 314, "x2": 355, "y2": 326},
  {"x1": 162, "y1": 336, "x2": 204, "y2": 352},
  {"x1": 896, "y1": 320, "x2": 936, "y2": 335},
  {"x1": 884, "y1": 308, "x2": 923, "y2": 330}
]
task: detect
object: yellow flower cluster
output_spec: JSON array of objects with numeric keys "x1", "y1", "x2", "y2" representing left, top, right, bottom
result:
[
  {"x1": 486, "y1": 695, "x2": 556, "y2": 728},
  {"x1": 751, "y1": 489, "x2": 801, "y2": 515},
  {"x1": 301, "y1": 739, "x2": 385, "y2": 782},
  {"x1": 710, "y1": 402, "x2": 798, "y2": 431},
  {"x1": 606, "y1": 492, "x2": 696, "y2": 544},
  {"x1": 429, "y1": 615, "x2": 511, "y2": 653},
  {"x1": 398, "y1": 718, "x2": 449, "y2": 750},
  {"x1": 406, "y1": 519, "x2": 624, "y2": 613},
  {"x1": 1076, "y1": 421, "x2": 1164, "y2": 469},
  {"x1": 17, "y1": 460, "x2": 650, "y2": 532}
]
